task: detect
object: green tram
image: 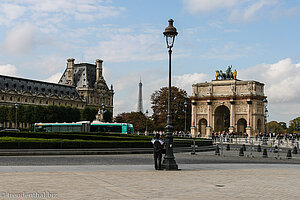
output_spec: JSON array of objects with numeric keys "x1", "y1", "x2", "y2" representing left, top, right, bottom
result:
[{"x1": 34, "y1": 121, "x2": 134, "y2": 134}]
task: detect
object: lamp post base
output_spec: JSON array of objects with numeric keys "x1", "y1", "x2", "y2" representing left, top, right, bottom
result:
[{"x1": 161, "y1": 158, "x2": 178, "y2": 170}]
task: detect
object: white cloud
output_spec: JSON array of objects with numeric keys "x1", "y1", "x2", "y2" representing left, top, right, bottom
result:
[
  {"x1": 239, "y1": 58, "x2": 300, "y2": 123},
  {"x1": 200, "y1": 42, "x2": 256, "y2": 60},
  {"x1": 229, "y1": 0, "x2": 278, "y2": 22},
  {"x1": 183, "y1": 0, "x2": 285, "y2": 22},
  {"x1": 31, "y1": 55, "x2": 66, "y2": 74},
  {"x1": 0, "y1": 4, "x2": 26, "y2": 25},
  {"x1": 183, "y1": 0, "x2": 237, "y2": 13},
  {"x1": 2, "y1": 23, "x2": 38, "y2": 54},
  {"x1": 0, "y1": 64, "x2": 18, "y2": 76},
  {"x1": 173, "y1": 73, "x2": 208, "y2": 95},
  {"x1": 84, "y1": 33, "x2": 166, "y2": 62},
  {"x1": 0, "y1": 0, "x2": 125, "y2": 35},
  {"x1": 44, "y1": 73, "x2": 62, "y2": 83}
]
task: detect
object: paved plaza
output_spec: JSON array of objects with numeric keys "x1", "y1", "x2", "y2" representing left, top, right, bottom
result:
[{"x1": 0, "y1": 152, "x2": 300, "y2": 200}]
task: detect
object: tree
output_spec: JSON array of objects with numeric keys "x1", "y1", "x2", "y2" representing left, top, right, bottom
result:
[
  {"x1": 81, "y1": 107, "x2": 98, "y2": 121},
  {"x1": 7, "y1": 106, "x2": 16, "y2": 123},
  {"x1": 24, "y1": 105, "x2": 35, "y2": 127},
  {"x1": 103, "y1": 110, "x2": 113, "y2": 122},
  {"x1": 0, "y1": 106, "x2": 8, "y2": 124},
  {"x1": 266, "y1": 121, "x2": 284, "y2": 134},
  {"x1": 287, "y1": 117, "x2": 300, "y2": 133},
  {"x1": 151, "y1": 86, "x2": 191, "y2": 131},
  {"x1": 115, "y1": 112, "x2": 149, "y2": 132},
  {"x1": 279, "y1": 122, "x2": 287, "y2": 130}
]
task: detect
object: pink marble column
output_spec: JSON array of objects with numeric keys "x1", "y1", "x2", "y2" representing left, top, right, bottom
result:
[
  {"x1": 207, "y1": 103, "x2": 211, "y2": 127},
  {"x1": 247, "y1": 100, "x2": 252, "y2": 127},
  {"x1": 230, "y1": 102, "x2": 234, "y2": 127}
]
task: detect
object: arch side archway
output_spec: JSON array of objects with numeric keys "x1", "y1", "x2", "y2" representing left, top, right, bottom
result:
[
  {"x1": 237, "y1": 118, "x2": 247, "y2": 135},
  {"x1": 198, "y1": 118, "x2": 207, "y2": 137}
]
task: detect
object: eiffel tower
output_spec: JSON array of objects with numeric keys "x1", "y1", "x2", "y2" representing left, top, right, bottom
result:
[{"x1": 137, "y1": 79, "x2": 143, "y2": 113}]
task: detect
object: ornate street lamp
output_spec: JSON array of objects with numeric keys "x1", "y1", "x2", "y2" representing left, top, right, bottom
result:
[
  {"x1": 184, "y1": 101, "x2": 188, "y2": 134},
  {"x1": 263, "y1": 98, "x2": 268, "y2": 145},
  {"x1": 145, "y1": 109, "x2": 148, "y2": 134},
  {"x1": 162, "y1": 19, "x2": 178, "y2": 170},
  {"x1": 15, "y1": 103, "x2": 18, "y2": 129}
]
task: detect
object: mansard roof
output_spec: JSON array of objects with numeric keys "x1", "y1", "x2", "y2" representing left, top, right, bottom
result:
[
  {"x1": 0, "y1": 74, "x2": 80, "y2": 99},
  {"x1": 59, "y1": 63, "x2": 97, "y2": 88},
  {"x1": 58, "y1": 62, "x2": 111, "y2": 91}
]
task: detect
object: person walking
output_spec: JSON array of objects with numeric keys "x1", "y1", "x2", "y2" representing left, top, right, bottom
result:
[{"x1": 151, "y1": 133, "x2": 165, "y2": 170}]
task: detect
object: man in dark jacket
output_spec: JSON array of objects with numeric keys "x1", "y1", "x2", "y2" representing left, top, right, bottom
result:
[{"x1": 151, "y1": 133, "x2": 164, "y2": 170}]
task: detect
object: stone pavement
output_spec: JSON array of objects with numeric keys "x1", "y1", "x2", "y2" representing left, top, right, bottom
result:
[{"x1": 0, "y1": 162, "x2": 299, "y2": 200}]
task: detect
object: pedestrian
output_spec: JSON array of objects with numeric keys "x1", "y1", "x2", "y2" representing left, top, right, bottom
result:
[{"x1": 151, "y1": 133, "x2": 165, "y2": 170}]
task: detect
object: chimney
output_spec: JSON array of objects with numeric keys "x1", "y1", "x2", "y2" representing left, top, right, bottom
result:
[
  {"x1": 67, "y1": 58, "x2": 75, "y2": 85},
  {"x1": 96, "y1": 59, "x2": 103, "y2": 82}
]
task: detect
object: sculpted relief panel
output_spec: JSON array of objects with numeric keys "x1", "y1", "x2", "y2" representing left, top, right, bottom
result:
[
  {"x1": 235, "y1": 102, "x2": 247, "y2": 114},
  {"x1": 213, "y1": 86, "x2": 231, "y2": 96},
  {"x1": 236, "y1": 85, "x2": 249, "y2": 95},
  {"x1": 197, "y1": 103, "x2": 207, "y2": 114}
]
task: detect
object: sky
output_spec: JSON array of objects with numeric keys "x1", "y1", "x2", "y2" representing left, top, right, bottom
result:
[{"x1": 1, "y1": 0, "x2": 300, "y2": 124}]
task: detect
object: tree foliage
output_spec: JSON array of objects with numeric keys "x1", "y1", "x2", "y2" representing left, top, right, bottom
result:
[
  {"x1": 266, "y1": 121, "x2": 285, "y2": 134},
  {"x1": 81, "y1": 107, "x2": 98, "y2": 122},
  {"x1": 103, "y1": 110, "x2": 113, "y2": 122},
  {"x1": 0, "y1": 105, "x2": 99, "y2": 129},
  {"x1": 0, "y1": 106, "x2": 8, "y2": 123},
  {"x1": 151, "y1": 86, "x2": 191, "y2": 131},
  {"x1": 114, "y1": 112, "x2": 151, "y2": 132},
  {"x1": 287, "y1": 117, "x2": 300, "y2": 133}
]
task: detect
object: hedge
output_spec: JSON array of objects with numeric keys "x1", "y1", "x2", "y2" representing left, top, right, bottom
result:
[{"x1": 0, "y1": 131, "x2": 151, "y2": 141}]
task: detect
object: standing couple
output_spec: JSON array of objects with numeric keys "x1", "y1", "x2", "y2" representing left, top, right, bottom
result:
[{"x1": 151, "y1": 133, "x2": 165, "y2": 170}]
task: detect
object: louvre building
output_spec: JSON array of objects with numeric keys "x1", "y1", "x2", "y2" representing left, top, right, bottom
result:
[{"x1": 0, "y1": 58, "x2": 114, "y2": 128}]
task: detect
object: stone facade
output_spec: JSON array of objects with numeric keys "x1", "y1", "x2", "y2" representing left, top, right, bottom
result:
[
  {"x1": 0, "y1": 58, "x2": 114, "y2": 128},
  {"x1": 190, "y1": 79, "x2": 266, "y2": 137},
  {"x1": 0, "y1": 75, "x2": 84, "y2": 108},
  {"x1": 59, "y1": 58, "x2": 114, "y2": 114}
]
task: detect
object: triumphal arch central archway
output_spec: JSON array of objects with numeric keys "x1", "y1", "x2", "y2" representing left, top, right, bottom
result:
[{"x1": 190, "y1": 67, "x2": 266, "y2": 137}]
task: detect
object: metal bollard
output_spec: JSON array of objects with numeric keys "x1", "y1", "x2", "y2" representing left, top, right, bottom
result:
[
  {"x1": 243, "y1": 144, "x2": 246, "y2": 151},
  {"x1": 263, "y1": 148, "x2": 268, "y2": 158},
  {"x1": 226, "y1": 143, "x2": 230, "y2": 151},
  {"x1": 215, "y1": 145, "x2": 220, "y2": 156},
  {"x1": 292, "y1": 146, "x2": 297, "y2": 154},
  {"x1": 257, "y1": 144, "x2": 262, "y2": 152},
  {"x1": 287, "y1": 149, "x2": 292, "y2": 159},
  {"x1": 239, "y1": 147, "x2": 244, "y2": 156},
  {"x1": 273, "y1": 145, "x2": 278, "y2": 153},
  {"x1": 191, "y1": 139, "x2": 197, "y2": 155}
]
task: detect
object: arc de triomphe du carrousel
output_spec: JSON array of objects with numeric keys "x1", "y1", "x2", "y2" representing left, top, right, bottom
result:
[{"x1": 190, "y1": 66, "x2": 266, "y2": 138}]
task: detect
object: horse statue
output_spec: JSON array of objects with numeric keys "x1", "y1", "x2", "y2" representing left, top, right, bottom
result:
[
  {"x1": 225, "y1": 66, "x2": 233, "y2": 79},
  {"x1": 216, "y1": 66, "x2": 236, "y2": 80}
]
